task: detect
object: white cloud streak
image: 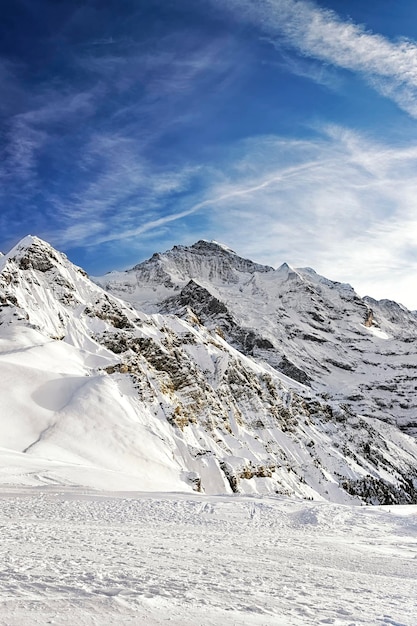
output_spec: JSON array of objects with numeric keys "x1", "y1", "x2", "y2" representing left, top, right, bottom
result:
[
  {"x1": 213, "y1": 0, "x2": 417, "y2": 116},
  {"x1": 1, "y1": 79, "x2": 100, "y2": 190},
  {"x1": 59, "y1": 123, "x2": 417, "y2": 308},
  {"x1": 50, "y1": 131, "x2": 202, "y2": 247},
  {"x1": 197, "y1": 128, "x2": 417, "y2": 308}
]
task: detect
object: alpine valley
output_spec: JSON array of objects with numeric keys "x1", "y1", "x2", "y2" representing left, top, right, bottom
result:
[{"x1": 1, "y1": 236, "x2": 417, "y2": 505}]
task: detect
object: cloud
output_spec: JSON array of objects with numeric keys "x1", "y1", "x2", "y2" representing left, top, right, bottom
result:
[
  {"x1": 195, "y1": 127, "x2": 417, "y2": 307},
  {"x1": 49, "y1": 131, "x2": 203, "y2": 247},
  {"x1": 0, "y1": 30, "x2": 236, "y2": 246},
  {"x1": 53, "y1": 134, "x2": 327, "y2": 249},
  {"x1": 77, "y1": 31, "x2": 236, "y2": 102},
  {"x1": 3, "y1": 88, "x2": 98, "y2": 184},
  {"x1": 263, "y1": 50, "x2": 341, "y2": 90},
  {"x1": 212, "y1": 0, "x2": 417, "y2": 117},
  {"x1": 52, "y1": 121, "x2": 417, "y2": 308},
  {"x1": 0, "y1": 52, "x2": 101, "y2": 195}
]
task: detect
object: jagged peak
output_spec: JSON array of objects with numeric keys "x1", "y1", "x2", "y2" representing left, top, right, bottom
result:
[
  {"x1": 192, "y1": 240, "x2": 237, "y2": 255},
  {"x1": 9, "y1": 234, "x2": 51, "y2": 253},
  {"x1": 132, "y1": 240, "x2": 274, "y2": 281},
  {"x1": 364, "y1": 295, "x2": 409, "y2": 311},
  {"x1": 276, "y1": 262, "x2": 304, "y2": 281},
  {"x1": 166, "y1": 240, "x2": 235, "y2": 255},
  {"x1": 5, "y1": 235, "x2": 64, "y2": 265},
  {"x1": 2, "y1": 235, "x2": 90, "y2": 281},
  {"x1": 166, "y1": 240, "x2": 238, "y2": 259},
  {"x1": 295, "y1": 266, "x2": 357, "y2": 297}
]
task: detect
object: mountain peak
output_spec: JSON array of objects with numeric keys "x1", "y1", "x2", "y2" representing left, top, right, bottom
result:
[
  {"x1": 2, "y1": 236, "x2": 417, "y2": 503},
  {"x1": 5, "y1": 235, "x2": 63, "y2": 273},
  {"x1": 171, "y1": 240, "x2": 274, "y2": 273},
  {"x1": 276, "y1": 262, "x2": 304, "y2": 281},
  {"x1": 8, "y1": 234, "x2": 63, "y2": 261},
  {"x1": 191, "y1": 240, "x2": 237, "y2": 255},
  {"x1": 10, "y1": 234, "x2": 51, "y2": 252},
  {"x1": 128, "y1": 240, "x2": 274, "y2": 288}
]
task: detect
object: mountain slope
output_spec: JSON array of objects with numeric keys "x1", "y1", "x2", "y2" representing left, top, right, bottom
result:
[
  {"x1": 95, "y1": 240, "x2": 417, "y2": 437},
  {"x1": 1, "y1": 236, "x2": 417, "y2": 503}
]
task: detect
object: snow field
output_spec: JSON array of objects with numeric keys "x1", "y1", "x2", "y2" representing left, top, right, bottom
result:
[{"x1": 0, "y1": 490, "x2": 415, "y2": 625}]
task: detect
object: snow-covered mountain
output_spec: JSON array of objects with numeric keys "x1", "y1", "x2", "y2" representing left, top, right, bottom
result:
[
  {"x1": 1, "y1": 236, "x2": 417, "y2": 504},
  {"x1": 95, "y1": 240, "x2": 417, "y2": 438}
]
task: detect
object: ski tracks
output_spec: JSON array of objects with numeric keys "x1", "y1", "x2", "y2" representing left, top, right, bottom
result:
[{"x1": 0, "y1": 492, "x2": 415, "y2": 625}]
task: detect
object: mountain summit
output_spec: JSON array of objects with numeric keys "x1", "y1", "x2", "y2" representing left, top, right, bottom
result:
[
  {"x1": 95, "y1": 241, "x2": 417, "y2": 437},
  {"x1": 133, "y1": 239, "x2": 274, "y2": 293},
  {"x1": 1, "y1": 236, "x2": 417, "y2": 503}
]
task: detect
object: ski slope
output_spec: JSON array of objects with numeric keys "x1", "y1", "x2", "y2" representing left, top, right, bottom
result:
[{"x1": 0, "y1": 488, "x2": 415, "y2": 625}]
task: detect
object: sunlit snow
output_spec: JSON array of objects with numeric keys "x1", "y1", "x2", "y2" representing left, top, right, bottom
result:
[
  {"x1": 0, "y1": 488, "x2": 415, "y2": 625},
  {"x1": 1, "y1": 236, "x2": 417, "y2": 624}
]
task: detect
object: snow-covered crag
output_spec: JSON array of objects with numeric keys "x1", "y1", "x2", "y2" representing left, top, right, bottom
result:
[
  {"x1": 96, "y1": 240, "x2": 417, "y2": 438},
  {"x1": 1, "y1": 236, "x2": 417, "y2": 504}
]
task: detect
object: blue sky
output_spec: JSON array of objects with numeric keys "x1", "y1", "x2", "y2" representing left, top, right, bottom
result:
[{"x1": 2, "y1": 0, "x2": 417, "y2": 308}]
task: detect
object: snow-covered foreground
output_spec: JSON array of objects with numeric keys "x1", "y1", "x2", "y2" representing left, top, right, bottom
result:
[{"x1": 0, "y1": 489, "x2": 416, "y2": 626}]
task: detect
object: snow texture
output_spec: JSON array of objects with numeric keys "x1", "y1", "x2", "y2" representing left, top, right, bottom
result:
[
  {"x1": 1, "y1": 236, "x2": 417, "y2": 504},
  {"x1": 0, "y1": 488, "x2": 415, "y2": 626},
  {"x1": 1, "y1": 236, "x2": 417, "y2": 624},
  {"x1": 95, "y1": 240, "x2": 417, "y2": 437}
]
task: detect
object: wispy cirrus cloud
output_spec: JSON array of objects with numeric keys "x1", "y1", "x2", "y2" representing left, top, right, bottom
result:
[
  {"x1": 56, "y1": 123, "x2": 417, "y2": 307},
  {"x1": 195, "y1": 127, "x2": 417, "y2": 306},
  {"x1": 3, "y1": 88, "x2": 98, "y2": 184},
  {"x1": 49, "y1": 131, "x2": 203, "y2": 248},
  {"x1": 264, "y1": 51, "x2": 341, "y2": 90},
  {"x1": 1, "y1": 34, "x2": 231, "y2": 190},
  {"x1": 212, "y1": 0, "x2": 417, "y2": 117},
  {"x1": 0, "y1": 29, "x2": 238, "y2": 251}
]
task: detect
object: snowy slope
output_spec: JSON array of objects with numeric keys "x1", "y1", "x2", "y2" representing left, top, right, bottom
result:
[
  {"x1": 95, "y1": 240, "x2": 417, "y2": 437},
  {"x1": 0, "y1": 238, "x2": 186, "y2": 492},
  {"x1": 1, "y1": 236, "x2": 417, "y2": 503},
  {"x1": 1, "y1": 488, "x2": 416, "y2": 626}
]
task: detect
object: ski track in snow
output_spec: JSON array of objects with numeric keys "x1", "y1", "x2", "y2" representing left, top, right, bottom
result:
[{"x1": 0, "y1": 490, "x2": 415, "y2": 625}]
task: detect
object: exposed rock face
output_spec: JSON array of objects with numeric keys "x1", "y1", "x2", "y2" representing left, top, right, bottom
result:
[
  {"x1": 1, "y1": 236, "x2": 417, "y2": 503},
  {"x1": 95, "y1": 241, "x2": 417, "y2": 437},
  {"x1": 132, "y1": 240, "x2": 274, "y2": 283}
]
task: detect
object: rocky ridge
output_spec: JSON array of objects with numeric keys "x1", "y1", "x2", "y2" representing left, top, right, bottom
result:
[
  {"x1": 0, "y1": 236, "x2": 417, "y2": 503},
  {"x1": 95, "y1": 240, "x2": 417, "y2": 437}
]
